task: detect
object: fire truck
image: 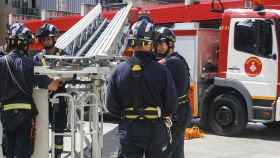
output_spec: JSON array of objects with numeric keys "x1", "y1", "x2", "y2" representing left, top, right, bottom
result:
[{"x1": 25, "y1": 0, "x2": 280, "y2": 136}]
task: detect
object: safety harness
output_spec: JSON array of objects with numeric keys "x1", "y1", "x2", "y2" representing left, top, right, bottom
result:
[
  {"x1": 3, "y1": 55, "x2": 33, "y2": 112},
  {"x1": 158, "y1": 53, "x2": 190, "y2": 106},
  {"x1": 124, "y1": 106, "x2": 161, "y2": 120},
  {"x1": 3, "y1": 103, "x2": 32, "y2": 111},
  {"x1": 178, "y1": 94, "x2": 188, "y2": 105},
  {"x1": 123, "y1": 57, "x2": 161, "y2": 120}
]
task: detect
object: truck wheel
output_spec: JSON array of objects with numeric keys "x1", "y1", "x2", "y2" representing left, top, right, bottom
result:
[{"x1": 209, "y1": 94, "x2": 247, "y2": 136}]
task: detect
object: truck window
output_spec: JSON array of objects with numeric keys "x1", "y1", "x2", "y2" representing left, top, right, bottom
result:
[{"x1": 234, "y1": 19, "x2": 273, "y2": 58}]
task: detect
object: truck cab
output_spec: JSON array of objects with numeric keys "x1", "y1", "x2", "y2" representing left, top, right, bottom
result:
[
  {"x1": 201, "y1": 8, "x2": 280, "y2": 136},
  {"x1": 173, "y1": 7, "x2": 280, "y2": 136}
]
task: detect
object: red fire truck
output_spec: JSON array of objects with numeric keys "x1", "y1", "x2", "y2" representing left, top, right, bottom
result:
[{"x1": 25, "y1": 0, "x2": 280, "y2": 136}]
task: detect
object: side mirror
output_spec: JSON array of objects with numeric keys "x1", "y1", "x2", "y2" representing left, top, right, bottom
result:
[
  {"x1": 265, "y1": 19, "x2": 274, "y2": 25},
  {"x1": 272, "y1": 54, "x2": 277, "y2": 60}
]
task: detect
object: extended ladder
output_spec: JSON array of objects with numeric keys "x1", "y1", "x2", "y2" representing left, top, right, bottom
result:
[
  {"x1": 55, "y1": 4, "x2": 105, "y2": 56},
  {"x1": 34, "y1": 3, "x2": 132, "y2": 158},
  {"x1": 44, "y1": 3, "x2": 132, "y2": 65},
  {"x1": 85, "y1": 4, "x2": 132, "y2": 58}
]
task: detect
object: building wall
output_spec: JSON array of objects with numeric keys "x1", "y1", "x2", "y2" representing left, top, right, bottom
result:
[
  {"x1": 41, "y1": 0, "x2": 97, "y2": 13},
  {"x1": 128, "y1": 0, "x2": 158, "y2": 6},
  {"x1": 41, "y1": 0, "x2": 56, "y2": 11},
  {"x1": 0, "y1": 0, "x2": 41, "y2": 45},
  {"x1": 64, "y1": 0, "x2": 97, "y2": 13},
  {"x1": 128, "y1": 0, "x2": 184, "y2": 6},
  {"x1": 0, "y1": 1, "x2": 9, "y2": 45},
  {"x1": 6, "y1": 0, "x2": 41, "y2": 24},
  {"x1": 41, "y1": 0, "x2": 173, "y2": 14}
]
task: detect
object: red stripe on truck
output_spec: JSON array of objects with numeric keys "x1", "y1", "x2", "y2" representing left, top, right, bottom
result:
[{"x1": 174, "y1": 30, "x2": 197, "y2": 36}]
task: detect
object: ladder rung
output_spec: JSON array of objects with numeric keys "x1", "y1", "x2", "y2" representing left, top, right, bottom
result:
[
  {"x1": 85, "y1": 4, "x2": 132, "y2": 58},
  {"x1": 55, "y1": 4, "x2": 102, "y2": 51},
  {"x1": 75, "y1": 20, "x2": 109, "y2": 57},
  {"x1": 53, "y1": 132, "x2": 74, "y2": 136}
]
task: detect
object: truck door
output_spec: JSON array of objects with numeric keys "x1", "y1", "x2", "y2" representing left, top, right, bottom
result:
[{"x1": 227, "y1": 18, "x2": 278, "y2": 111}]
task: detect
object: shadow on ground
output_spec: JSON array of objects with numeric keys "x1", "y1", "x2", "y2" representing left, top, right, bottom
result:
[
  {"x1": 204, "y1": 123, "x2": 280, "y2": 141},
  {"x1": 102, "y1": 126, "x2": 119, "y2": 158}
]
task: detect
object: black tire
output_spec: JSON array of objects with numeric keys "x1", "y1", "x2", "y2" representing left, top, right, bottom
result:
[{"x1": 208, "y1": 94, "x2": 247, "y2": 136}]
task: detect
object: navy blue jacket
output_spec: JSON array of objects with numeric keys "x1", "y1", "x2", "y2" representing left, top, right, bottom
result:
[
  {"x1": 163, "y1": 52, "x2": 190, "y2": 98},
  {"x1": 106, "y1": 51, "x2": 178, "y2": 118},
  {"x1": 161, "y1": 52, "x2": 191, "y2": 124},
  {"x1": 0, "y1": 50, "x2": 52, "y2": 104}
]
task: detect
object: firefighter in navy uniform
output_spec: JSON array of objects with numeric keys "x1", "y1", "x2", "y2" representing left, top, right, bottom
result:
[
  {"x1": 34, "y1": 23, "x2": 67, "y2": 158},
  {"x1": 0, "y1": 23, "x2": 59, "y2": 158},
  {"x1": 34, "y1": 23, "x2": 64, "y2": 66},
  {"x1": 106, "y1": 20, "x2": 178, "y2": 158},
  {"x1": 155, "y1": 27, "x2": 192, "y2": 158}
]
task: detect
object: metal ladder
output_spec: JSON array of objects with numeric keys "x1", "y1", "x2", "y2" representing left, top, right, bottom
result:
[
  {"x1": 55, "y1": 4, "x2": 104, "y2": 56},
  {"x1": 39, "y1": 3, "x2": 132, "y2": 158},
  {"x1": 85, "y1": 3, "x2": 132, "y2": 58},
  {"x1": 45, "y1": 3, "x2": 132, "y2": 63},
  {"x1": 50, "y1": 80, "x2": 104, "y2": 158}
]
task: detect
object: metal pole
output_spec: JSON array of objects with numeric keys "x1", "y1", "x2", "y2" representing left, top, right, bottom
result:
[
  {"x1": 80, "y1": 103, "x2": 85, "y2": 158},
  {"x1": 71, "y1": 99, "x2": 76, "y2": 158}
]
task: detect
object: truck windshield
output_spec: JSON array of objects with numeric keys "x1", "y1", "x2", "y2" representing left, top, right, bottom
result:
[{"x1": 234, "y1": 19, "x2": 273, "y2": 58}]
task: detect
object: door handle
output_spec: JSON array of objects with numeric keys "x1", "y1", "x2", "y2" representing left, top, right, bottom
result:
[{"x1": 228, "y1": 67, "x2": 240, "y2": 71}]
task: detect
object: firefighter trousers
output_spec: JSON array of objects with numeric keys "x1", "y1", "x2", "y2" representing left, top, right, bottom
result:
[
  {"x1": 50, "y1": 101, "x2": 67, "y2": 158},
  {"x1": 3, "y1": 118, "x2": 33, "y2": 158},
  {"x1": 167, "y1": 123, "x2": 186, "y2": 158},
  {"x1": 118, "y1": 119, "x2": 170, "y2": 158}
]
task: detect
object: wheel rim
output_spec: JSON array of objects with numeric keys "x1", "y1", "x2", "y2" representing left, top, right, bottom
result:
[{"x1": 215, "y1": 105, "x2": 234, "y2": 127}]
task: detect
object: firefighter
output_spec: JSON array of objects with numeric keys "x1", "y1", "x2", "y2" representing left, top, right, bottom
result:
[
  {"x1": 34, "y1": 23, "x2": 67, "y2": 158},
  {"x1": 0, "y1": 22, "x2": 60, "y2": 158},
  {"x1": 34, "y1": 23, "x2": 64, "y2": 66},
  {"x1": 106, "y1": 19, "x2": 178, "y2": 158},
  {"x1": 123, "y1": 15, "x2": 153, "y2": 58},
  {"x1": 0, "y1": 48, "x2": 5, "y2": 155},
  {"x1": 155, "y1": 27, "x2": 192, "y2": 158}
]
